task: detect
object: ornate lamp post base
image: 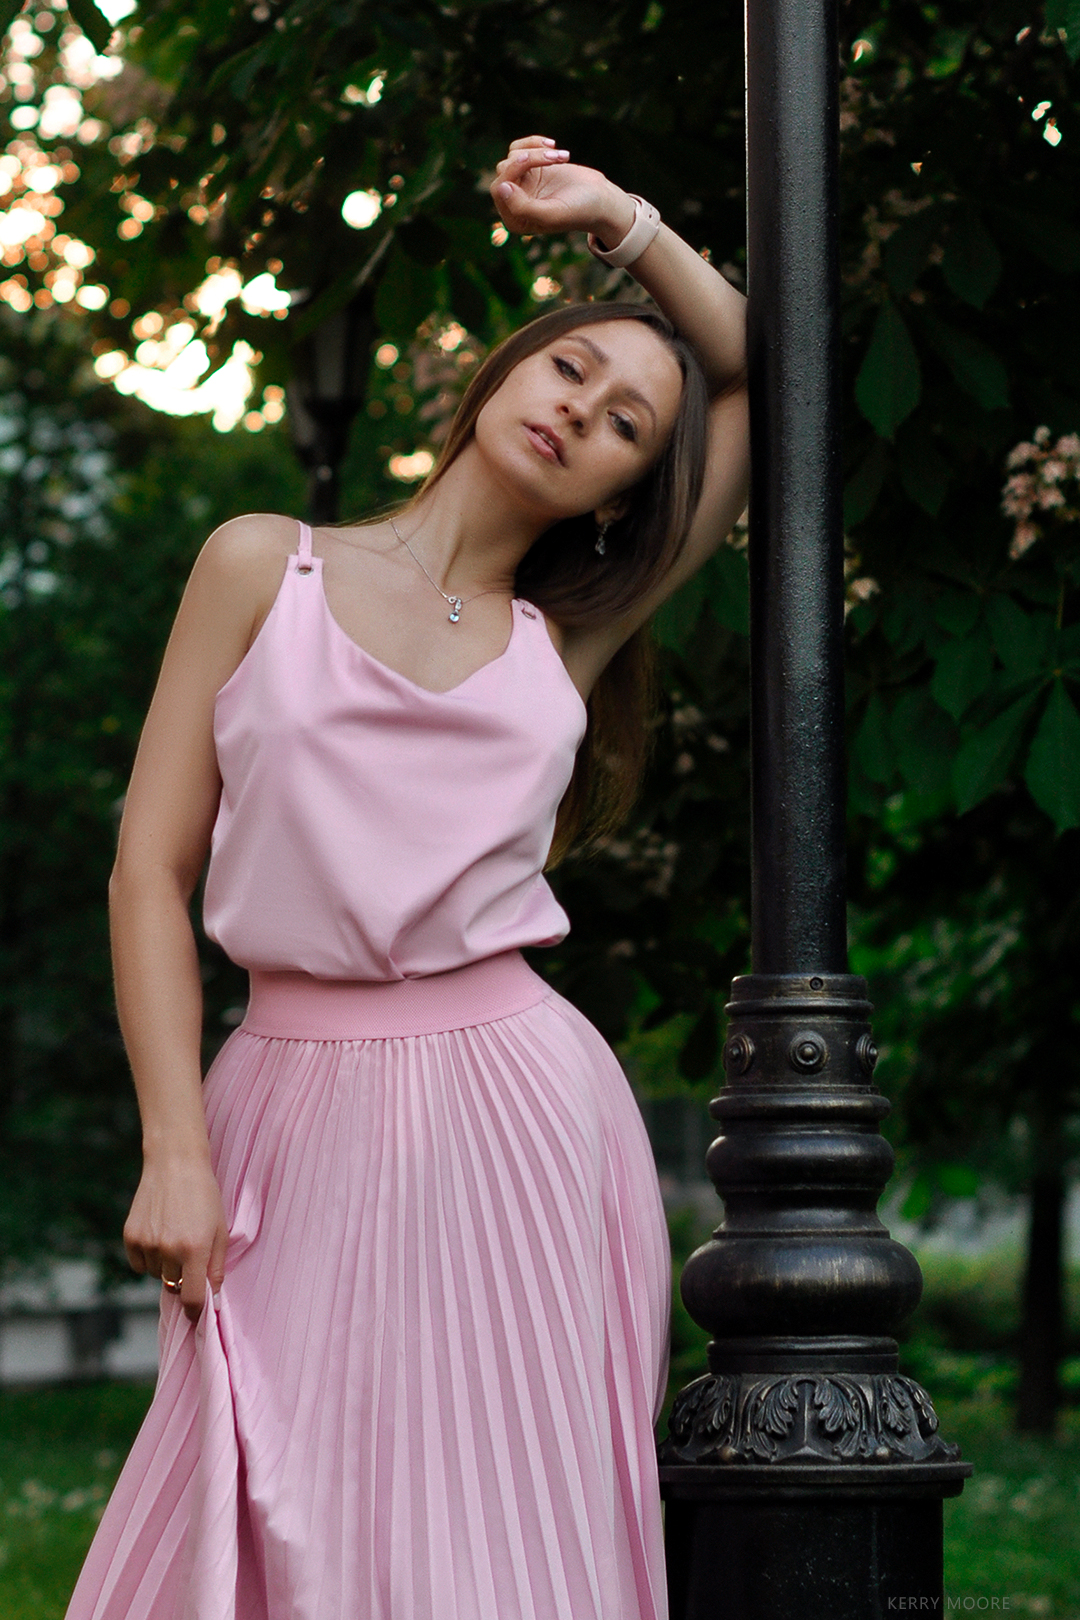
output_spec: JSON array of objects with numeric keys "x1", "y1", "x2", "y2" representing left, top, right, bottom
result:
[
  {"x1": 662, "y1": 1339, "x2": 969, "y2": 1617},
  {"x1": 664, "y1": 1342, "x2": 960, "y2": 1472},
  {"x1": 659, "y1": 976, "x2": 970, "y2": 1616},
  {"x1": 662, "y1": 1469, "x2": 966, "y2": 1620}
]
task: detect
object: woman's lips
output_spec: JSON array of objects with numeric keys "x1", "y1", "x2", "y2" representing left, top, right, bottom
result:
[{"x1": 524, "y1": 423, "x2": 564, "y2": 464}]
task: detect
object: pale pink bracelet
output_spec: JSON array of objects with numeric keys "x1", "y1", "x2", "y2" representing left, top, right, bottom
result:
[{"x1": 587, "y1": 194, "x2": 661, "y2": 269}]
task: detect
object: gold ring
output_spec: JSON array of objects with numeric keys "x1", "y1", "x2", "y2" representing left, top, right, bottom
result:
[{"x1": 162, "y1": 1276, "x2": 183, "y2": 1294}]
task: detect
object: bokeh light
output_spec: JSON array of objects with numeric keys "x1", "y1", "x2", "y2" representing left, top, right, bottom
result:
[
  {"x1": 342, "y1": 189, "x2": 382, "y2": 230},
  {"x1": 388, "y1": 449, "x2": 435, "y2": 482}
]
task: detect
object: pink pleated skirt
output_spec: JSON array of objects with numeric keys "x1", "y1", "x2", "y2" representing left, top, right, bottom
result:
[{"x1": 66, "y1": 952, "x2": 671, "y2": 1620}]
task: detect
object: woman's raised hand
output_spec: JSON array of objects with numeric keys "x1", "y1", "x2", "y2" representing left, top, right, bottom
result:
[{"x1": 490, "y1": 136, "x2": 635, "y2": 246}]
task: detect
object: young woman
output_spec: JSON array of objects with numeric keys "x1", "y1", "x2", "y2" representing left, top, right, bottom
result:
[{"x1": 67, "y1": 137, "x2": 748, "y2": 1620}]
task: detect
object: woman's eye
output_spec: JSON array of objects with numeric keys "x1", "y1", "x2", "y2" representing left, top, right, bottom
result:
[
  {"x1": 553, "y1": 356, "x2": 582, "y2": 381},
  {"x1": 612, "y1": 414, "x2": 637, "y2": 443}
]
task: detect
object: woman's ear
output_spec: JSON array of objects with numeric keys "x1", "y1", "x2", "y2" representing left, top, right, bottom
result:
[{"x1": 594, "y1": 498, "x2": 630, "y2": 528}]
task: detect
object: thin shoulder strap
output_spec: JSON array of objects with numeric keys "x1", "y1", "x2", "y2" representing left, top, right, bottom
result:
[{"x1": 296, "y1": 520, "x2": 314, "y2": 573}]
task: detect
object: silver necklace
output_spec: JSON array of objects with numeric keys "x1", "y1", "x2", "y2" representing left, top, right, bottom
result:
[{"x1": 388, "y1": 515, "x2": 509, "y2": 624}]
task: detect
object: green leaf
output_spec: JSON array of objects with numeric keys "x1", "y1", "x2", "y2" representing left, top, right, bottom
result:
[
  {"x1": 986, "y1": 595, "x2": 1054, "y2": 680},
  {"x1": 703, "y1": 543, "x2": 749, "y2": 636},
  {"x1": 678, "y1": 998, "x2": 718, "y2": 1081},
  {"x1": 880, "y1": 592, "x2": 935, "y2": 658},
  {"x1": 941, "y1": 211, "x2": 1002, "y2": 310},
  {"x1": 935, "y1": 1163, "x2": 980, "y2": 1197},
  {"x1": 373, "y1": 242, "x2": 437, "y2": 343},
  {"x1": 66, "y1": 0, "x2": 115, "y2": 54},
  {"x1": 952, "y1": 690, "x2": 1040, "y2": 813},
  {"x1": 397, "y1": 216, "x2": 450, "y2": 267},
  {"x1": 991, "y1": 207, "x2": 1080, "y2": 273},
  {"x1": 654, "y1": 568, "x2": 707, "y2": 651},
  {"x1": 918, "y1": 311, "x2": 1008, "y2": 411},
  {"x1": 1046, "y1": 0, "x2": 1080, "y2": 61},
  {"x1": 447, "y1": 264, "x2": 489, "y2": 335},
  {"x1": 1024, "y1": 679, "x2": 1080, "y2": 832},
  {"x1": 843, "y1": 439, "x2": 889, "y2": 527},
  {"x1": 853, "y1": 692, "x2": 895, "y2": 785},
  {"x1": 891, "y1": 688, "x2": 956, "y2": 796},
  {"x1": 933, "y1": 590, "x2": 979, "y2": 636},
  {"x1": 882, "y1": 208, "x2": 942, "y2": 297},
  {"x1": 901, "y1": 1173, "x2": 934, "y2": 1222},
  {"x1": 931, "y1": 627, "x2": 994, "y2": 721},
  {"x1": 927, "y1": 24, "x2": 972, "y2": 77},
  {"x1": 854, "y1": 302, "x2": 921, "y2": 441},
  {"x1": 848, "y1": 597, "x2": 881, "y2": 638},
  {"x1": 206, "y1": 37, "x2": 267, "y2": 98},
  {"x1": 897, "y1": 424, "x2": 950, "y2": 516},
  {"x1": 289, "y1": 231, "x2": 393, "y2": 340}
]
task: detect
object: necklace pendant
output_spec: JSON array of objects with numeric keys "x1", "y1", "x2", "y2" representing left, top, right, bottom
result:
[{"x1": 448, "y1": 597, "x2": 462, "y2": 623}]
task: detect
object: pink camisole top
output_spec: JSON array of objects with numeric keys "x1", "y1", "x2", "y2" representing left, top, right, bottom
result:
[{"x1": 203, "y1": 521, "x2": 588, "y2": 981}]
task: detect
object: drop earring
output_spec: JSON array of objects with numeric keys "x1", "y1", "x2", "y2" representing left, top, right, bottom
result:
[{"x1": 595, "y1": 519, "x2": 611, "y2": 557}]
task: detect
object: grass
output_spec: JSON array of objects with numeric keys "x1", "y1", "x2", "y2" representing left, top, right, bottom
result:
[
  {"x1": 0, "y1": 1382, "x2": 1078, "y2": 1618},
  {"x1": 0, "y1": 1382, "x2": 152, "y2": 1620},
  {"x1": 940, "y1": 1398, "x2": 1080, "y2": 1617}
]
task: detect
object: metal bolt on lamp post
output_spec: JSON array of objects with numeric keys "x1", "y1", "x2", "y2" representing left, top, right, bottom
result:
[
  {"x1": 657, "y1": 0, "x2": 970, "y2": 1613},
  {"x1": 287, "y1": 297, "x2": 374, "y2": 526}
]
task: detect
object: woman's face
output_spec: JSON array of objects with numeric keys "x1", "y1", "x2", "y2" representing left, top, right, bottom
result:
[{"x1": 472, "y1": 319, "x2": 685, "y2": 523}]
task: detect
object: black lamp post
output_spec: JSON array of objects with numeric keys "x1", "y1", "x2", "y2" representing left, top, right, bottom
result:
[
  {"x1": 657, "y1": 0, "x2": 970, "y2": 1613},
  {"x1": 287, "y1": 296, "x2": 374, "y2": 525}
]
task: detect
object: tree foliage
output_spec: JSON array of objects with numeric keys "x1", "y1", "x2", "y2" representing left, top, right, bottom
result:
[
  {"x1": 0, "y1": 0, "x2": 1078, "y2": 1391},
  {"x1": 9, "y1": 0, "x2": 1070, "y2": 840},
  {"x1": 43, "y1": 0, "x2": 748, "y2": 381},
  {"x1": 0, "y1": 308, "x2": 306, "y2": 1272}
]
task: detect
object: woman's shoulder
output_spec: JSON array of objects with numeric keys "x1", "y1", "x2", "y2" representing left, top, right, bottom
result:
[
  {"x1": 175, "y1": 514, "x2": 304, "y2": 657},
  {"x1": 195, "y1": 512, "x2": 302, "y2": 582}
]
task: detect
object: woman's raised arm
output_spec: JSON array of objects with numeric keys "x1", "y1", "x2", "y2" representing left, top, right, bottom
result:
[{"x1": 491, "y1": 138, "x2": 750, "y2": 664}]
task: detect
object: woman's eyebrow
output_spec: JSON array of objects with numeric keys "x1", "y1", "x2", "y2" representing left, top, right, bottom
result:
[{"x1": 564, "y1": 334, "x2": 659, "y2": 432}]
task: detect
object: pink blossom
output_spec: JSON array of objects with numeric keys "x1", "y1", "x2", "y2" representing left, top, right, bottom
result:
[
  {"x1": 1002, "y1": 429, "x2": 1080, "y2": 555},
  {"x1": 1009, "y1": 522, "x2": 1039, "y2": 559},
  {"x1": 1001, "y1": 472, "x2": 1035, "y2": 517}
]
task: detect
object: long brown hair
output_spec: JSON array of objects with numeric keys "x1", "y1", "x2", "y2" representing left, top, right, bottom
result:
[{"x1": 417, "y1": 302, "x2": 709, "y2": 861}]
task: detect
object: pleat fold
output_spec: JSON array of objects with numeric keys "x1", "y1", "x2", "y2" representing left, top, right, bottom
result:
[{"x1": 65, "y1": 992, "x2": 670, "y2": 1620}]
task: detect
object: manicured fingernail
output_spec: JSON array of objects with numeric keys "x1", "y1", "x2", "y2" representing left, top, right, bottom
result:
[
  {"x1": 497, "y1": 182, "x2": 513, "y2": 199},
  {"x1": 541, "y1": 137, "x2": 556, "y2": 145},
  {"x1": 552, "y1": 149, "x2": 570, "y2": 158}
]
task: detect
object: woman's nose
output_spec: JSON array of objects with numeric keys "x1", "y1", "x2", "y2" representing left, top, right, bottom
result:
[{"x1": 556, "y1": 398, "x2": 587, "y2": 432}]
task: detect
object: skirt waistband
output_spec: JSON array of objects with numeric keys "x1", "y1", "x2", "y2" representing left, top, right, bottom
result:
[{"x1": 241, "y1": 951, "x2": 550, "y2": 1040}]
